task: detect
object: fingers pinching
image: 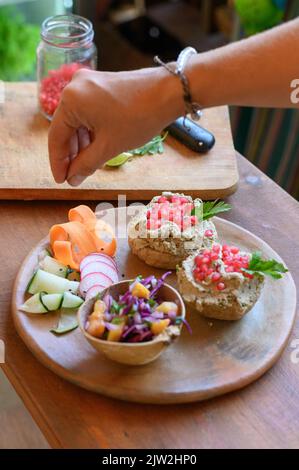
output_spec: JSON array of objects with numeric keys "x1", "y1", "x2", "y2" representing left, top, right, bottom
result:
[
  {"x1": 48, "y1": 105, "x2": 77, "y2": 184},
  {"x1": 66, "y1": 137, "x2": 103, "y2": 186}
]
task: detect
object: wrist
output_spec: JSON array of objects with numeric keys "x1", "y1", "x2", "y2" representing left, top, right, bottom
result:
[{"x1": 139, "y1": 66, "x2": 185, "y2": 127}]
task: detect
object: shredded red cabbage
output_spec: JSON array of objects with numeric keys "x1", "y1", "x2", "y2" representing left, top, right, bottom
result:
[{"x1": 89, "y1": 273, "x2": 187, "y2": 343}]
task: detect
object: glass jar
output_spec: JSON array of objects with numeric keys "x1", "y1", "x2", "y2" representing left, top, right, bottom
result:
[{"x1": 37, "y1": 14, "x2": 97, "y2": 120}]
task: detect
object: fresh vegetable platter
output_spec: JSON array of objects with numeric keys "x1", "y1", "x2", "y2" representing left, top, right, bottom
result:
[{"x1": 12, "y1": 203, "x2": 296, "y2": 404}]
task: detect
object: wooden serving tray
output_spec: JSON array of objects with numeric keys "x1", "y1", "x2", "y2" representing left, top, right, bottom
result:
[
  {"x1": 12, "y1": 210, "x2": 296, "y2": 404},
  {"x1": 0, "y1": 82, "x2": 238, "y2": 200}
]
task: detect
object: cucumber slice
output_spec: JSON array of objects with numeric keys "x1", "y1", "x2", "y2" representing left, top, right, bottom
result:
[
  {"x1": 27, "y1": 269, "x2": 79, "y2": 295},
  {"x1": 40, "y1": 256, "x2": 68, "y2": 278},
  {"x1": 41, "y1": 293, "x2": 63, "y2": 311},
  {"x1": 20, "y1": 293, "x2": 48, "y2": 314},
  {"x1": 61, "y1": 292, "x2": 84, "y2": 309},
  {"x1": 50, "y1": 308, "x2": 78, "y2": 335}
]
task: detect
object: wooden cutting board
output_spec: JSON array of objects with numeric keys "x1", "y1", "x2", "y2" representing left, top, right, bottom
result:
[
  {"x1": 12, "y1": 210, "x2": 296, "y2": 404},
  {"x1": 0, "y1": 82, "x2": 238, "y2": 200}
]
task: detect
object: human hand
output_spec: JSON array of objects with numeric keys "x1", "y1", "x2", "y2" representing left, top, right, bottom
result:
[{"x1": 48, "y1": 67, "x2": 182, "y2": 186}]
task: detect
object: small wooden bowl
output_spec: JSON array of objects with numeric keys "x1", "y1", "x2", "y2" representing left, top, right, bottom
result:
[{"x1": 78, "y1": 280, "x2": 185, "y2": 366}]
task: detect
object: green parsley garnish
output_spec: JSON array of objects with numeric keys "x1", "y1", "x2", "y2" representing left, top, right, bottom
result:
[
  {"x1": 242, "y1": 251, "x2": 288, "y2": 279},
  {"x1": 105, "y1": 133, "x2": 168, "y2": 168},
  {"x1": 192, "y1": 199, "x2": 232, "y2": 221}
]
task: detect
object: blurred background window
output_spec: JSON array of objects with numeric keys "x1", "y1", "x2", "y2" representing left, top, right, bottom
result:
[{"x1": 0, "y1": 0, "x2": 298, "y2": 199}]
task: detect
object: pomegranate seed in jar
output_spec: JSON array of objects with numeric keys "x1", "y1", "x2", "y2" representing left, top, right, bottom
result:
[
  {"x1": 158, "y1": 196, "x2": 168, "y2": 203},
  {"x1": 230, "y1": 246, "x2": 239, "y2": 254}
]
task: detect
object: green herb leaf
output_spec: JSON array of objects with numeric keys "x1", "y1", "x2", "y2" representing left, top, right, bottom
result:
[
  {"x1": 242, "y1": 251, "x2": 288, "y2": 279},
  {"x1": 111, "y1": 299, "x2": 121, "y2": 314},
  {"x1": 191, "y1": 200, "x2": 232, "y2": 221},
  {"x1": 105, "y1": 134, "x2": 167, "y2": 168},
  {"x1": 131, "y1": 133, "x2": 168, "y2": 157}
]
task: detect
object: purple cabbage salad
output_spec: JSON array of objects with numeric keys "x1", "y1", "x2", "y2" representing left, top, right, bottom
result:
[{"x1": 87, "y1": 273, "x2": 188, "y2": 343}]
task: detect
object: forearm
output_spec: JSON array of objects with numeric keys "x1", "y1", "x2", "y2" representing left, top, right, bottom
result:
[{"x1": 160, "y1": 18, "x2": 299, "y2": 116}]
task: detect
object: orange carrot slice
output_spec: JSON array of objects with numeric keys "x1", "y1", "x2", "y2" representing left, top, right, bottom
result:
[
  {"x1": 50, "y1": 205, "x2": 117, "y2": 267},
  {"x1": 52, "y1": 240, "x2": 79, "y2": 270},
  {"x1": 68, "y1": 205, "x2": 96, "y2": 225}
]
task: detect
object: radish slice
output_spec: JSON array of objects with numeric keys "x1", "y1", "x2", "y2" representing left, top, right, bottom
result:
[
  {"x1": 85, "y1": 285, "x2": 106, "y2": 300},
  {"x1": 80, "y1": 253, "x2": 117, "y2": 271},
  {"x1": 80, "y1": 272, "x2": 112, "y2": 297},
  {"x1": 81, "y1": 261, "x2": 118, "y2": 284}
]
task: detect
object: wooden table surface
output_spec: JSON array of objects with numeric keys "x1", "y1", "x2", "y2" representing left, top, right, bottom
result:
[{"x1": 1, "y1": 154, "x2": 299, "y2": 449}]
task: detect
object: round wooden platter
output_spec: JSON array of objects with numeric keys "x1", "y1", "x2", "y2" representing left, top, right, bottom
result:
[{"x1": 12, "y1": 209, "x2": 296, "y2": 404}]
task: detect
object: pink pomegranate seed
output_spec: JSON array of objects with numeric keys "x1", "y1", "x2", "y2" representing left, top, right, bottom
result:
[
  {"x1": 225, "y1": 266, "x2": 234, "y2": 273},
  {"x1": 200, "y1": 264, "x2": 209, "y2": 273},
  {"x1": 194, "y1": 271, "x2": 206, "y2": 282},
  {"x1": 230, "y1": 246, "x2": 239, "y2": 254},
  {"x1": 204, "y1": 229, "x2": 213, "y2": 238},
  {"x1": 211, "y1": 272, "x2": 221, "y2": 282},
  {"x1": 190, "y1": 215, "x2": 198, "y2": 225},
  {"x1": 179, "y1": 197, "x2": 189, "y2": 204},
  {"x1": 216, "y1": 282, "x2": 226, "y2": 291},
  {"x1": 202, "y1": 256, "x2": 210, "y2": 265},
  {"x1": 146, "y1": 210, "x2": 151, "y2": 219},
  {"x1": 243, "y1": 272, "x2": 253, "y2": 279},
  {"x1": 195, "y1": 255, "x2": 203, "y2": 266},
  {"x1": 222, "y1": 244, "x2": 230, "y2": 252},
  {"x1": 212, "y1": 244, "x2": 221, "y2": 253},
  {"x1": 211, "y1": 252, "x2": 219, "y2": 261},
  {"x1": 233, "y1": 260, "x2": 242, "y2": 269},
  {"x1": 158, "y1": 196, "x2": 168, "y2": 203}
]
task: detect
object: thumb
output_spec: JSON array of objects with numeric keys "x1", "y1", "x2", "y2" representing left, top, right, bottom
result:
[
  {"x1": 66, "y1": 137, "x2": 104, "y2": 186},
  {"x1": 48, "y1": 104, "x2": 80, "y2": 184}
]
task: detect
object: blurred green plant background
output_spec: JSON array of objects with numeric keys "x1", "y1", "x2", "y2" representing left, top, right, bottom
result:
[
  {"x1": 0, "y1": 0, "x2": 68, "y2": 81},
  {"x1": 0, "y1": 6, "x2": 39, "y2": 80}
]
